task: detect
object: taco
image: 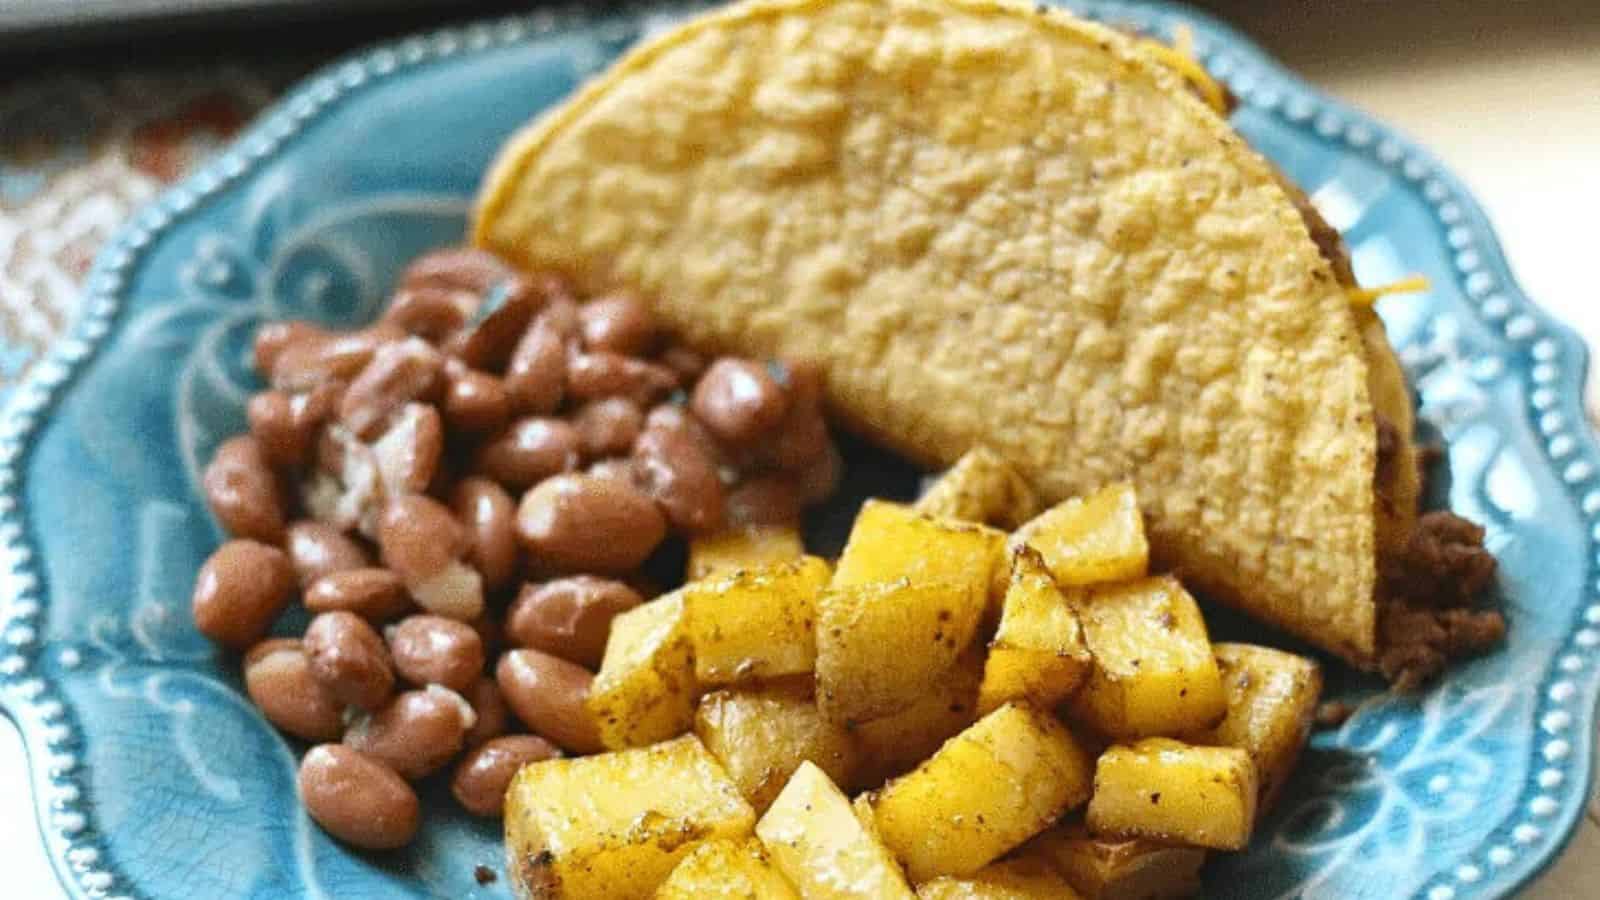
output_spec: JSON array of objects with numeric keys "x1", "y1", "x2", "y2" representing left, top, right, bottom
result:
[{"x1": 473, "y1": 0, "x2": 1498, "y2": 682}]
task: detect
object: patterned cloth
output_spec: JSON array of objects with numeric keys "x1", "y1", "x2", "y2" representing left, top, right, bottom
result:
[{"x1": 0, "y1": 64, "x2": 308, "y2": 403}]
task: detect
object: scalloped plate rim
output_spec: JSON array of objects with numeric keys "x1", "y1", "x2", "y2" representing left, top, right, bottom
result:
[{"x1": 0, "y1": 2, "x2": 1594, "y2": 898}]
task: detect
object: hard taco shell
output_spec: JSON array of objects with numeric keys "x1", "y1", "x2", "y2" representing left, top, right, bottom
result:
[{"x1": 474, "y1": 0, "x2": 1388, "y2": 666}]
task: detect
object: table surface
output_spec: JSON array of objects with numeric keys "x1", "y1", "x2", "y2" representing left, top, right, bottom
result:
[{"x1": 2, "y1": 1, "x2": 1597, "y2": 896}]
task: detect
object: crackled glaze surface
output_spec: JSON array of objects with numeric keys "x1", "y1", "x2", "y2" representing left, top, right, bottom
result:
[{"x1": 0, "y1": 2, "x2": 1595, "y2": 898}]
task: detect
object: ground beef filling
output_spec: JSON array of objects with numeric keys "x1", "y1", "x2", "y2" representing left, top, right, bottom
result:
[
  {"x1": 1299, "y1": 189, "x2": 1504, "y2": 688},
  {"x1": 1376, "y1": 505, "x2": 1504, "y2": 689}
]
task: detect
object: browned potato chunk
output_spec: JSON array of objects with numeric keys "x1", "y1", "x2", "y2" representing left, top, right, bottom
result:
[
  {"x1": 831, "y1": 499, "x2": 1006, "y2": 590},
  {"x1": 1192, "y1": 642, "x2": 1322, "y2": 812},
  {"x1": 853, "y1": 646, "x2": 984, "y2": 787},
  {"x1": 1066, "y1": 576, "x2": 1226, "y2": 739},
  {"x1": 817, "y1": 501, "x2": 1002, "y2": 725},
  {"x1": 1086, "y1": 738, "x2": 1258, "y2": 851},
  {"x1": 870, "y1": 703, "x2": 1095, "y2": 882},
  {"x1": 916, "y1": 857, "x2": 1082, "y2": 899},
  {"x1": 586, "y1": 590, "x2": 696, "y2": 750},
  {"x1": 817, "y1": 577, "x2": 990, "y2": 725},
  {"x1": 977, "y1": 546, "x2": 1093, "y2": 715},
  {"x1": 1011, "y1": 482, "x2": 1147, "y2": 587},
  {"x1": 756, "y1": 761, "x2": 916, "y2": 899},
  {"x1": 1021, "y1": 822, "x2": 1205, "y2": 900},
  {"x1": 695, "y1": 684, "x2": 859, "y2": 813},
  {"x1": 687, "y1": 527, "x2": 805, "y2": 580},
  {"x1": 914, "y1": 446, "x2": 1040, "y2": 529},
  {"x1": 504, "y1": 735, "x2": 755, "y2": 899},
  {"x1": 655, "y1": 837, "x2": 799, "y2": 899},
  {"x1": 685, "y1": 556, "x2": 830, "y2": 685}
]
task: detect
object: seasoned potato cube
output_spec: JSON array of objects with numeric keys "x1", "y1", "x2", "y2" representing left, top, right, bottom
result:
[
  {"x1": 831, "y1": 499, "x2": 1005, "y2": 590},
  {"x1": 914, "y1": 447, "x2": 1040, "y2": 529},
  {"x1": 587, "y1": 590, "x2": 697, "y2": 750},
  {"x1": 916, "y1": 857, "x2": 1081, "y2": 899},
  {"x1": 1021, "y1": 822, "x2": 1204, "y2": 900},
  {"x1": 852, "y1": 793, "x2": 888, "y2": 840},
  {"x1": 977, "y1": 547, "x2": 1093, "y2": 715},
  {"x1": 695, "y1": 684, "x2": 859, "y2": 813},
  {"x1": 756, "y1": 761, "x2": 915, "y2": 899},
  {"x1": 1194, "y1": 643, "x2": 1322, "y2": 812},
  {"x1": 871, "y1": 703, "x2": 1095, "y2": 882},
  {"x1": 817, "y1": 576, "x2": 988, "y2": 725},
  {"x1": 504, "y1": 735, "x2": 755, "y2": 900},
  {"x1": 686, "y1": 556, "x2": 831, "y2": 685},
  {"x1": 1011, "y1": 483, "x2": 1147, "y2": 586},
  {"x1": 655, "y1": 837, "x2": 799, "y2": 899},
  {"x1": 688, "y1": 527, "x2": 805, "y2": 580},
  {"x1": 1086, "y1": 738, "x2": 1258, "y2": 851},
  {"x1": 1066, "y1": 576, "x2": 1226, "y2": 739},
  {"x1": 854, "y1": 646, "x2": 983, "y2": 787}
]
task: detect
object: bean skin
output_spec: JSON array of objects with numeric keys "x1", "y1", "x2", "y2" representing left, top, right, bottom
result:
[
  {"x1": 377, "y1": 495, "x2": 469, "y2": 587},
  {"x1": 463, "y1": 676, "x2": 510, "y2": 749},
  {"x1": 299, "y1": 745, "x2": 420, "y2": 850},
  {"x1": 572, "y1": 397, "x2": 644, "y2": 461},
  {"x1": 451, "y1": 735, "x2": 561, "y2": 817},
  {"x1": 690, "y1": 358, "x2": 789, "y2": 447},
  {"x1": 386, "y1": 614, "x2": 485, "y2": 694},
  {"x1": 203, "y1": 435, "x2": 287, "y2": 544},
  {"x1": 473, "y1": 418, "x2": 581, "y2": 490},
  {"x1": 253, "y1": 320, "x2": 325, "y2": 377},
  {"x1": 191, "y1": 540, "x2": 295, "y2": 651},
  {"x1": 442, "y1": 363, "x2": 510, "y2": 433},
  {"x1": 284, "y1": 521, "x2": 371, "y2": 587},
  {"x1": 495, "y1": 649, "x2": 603, "y2": 754},
  {"x1": 504, "y1": 318, "x2": 566, "y2": 416},
  {"x1": 725, "y1": 475, "x2": 803, "y2": 528},
  {"x1": 304, "y1": 611, "x2": 396, "y2": 711},
  {"x1": 577, "y1": 293, "x2": 656, "y2": 356},
  {"x1": 304, "y1": 568, "x2": 412, "y2": 623},
  {"x1": 514, "y1": 474, "x2": 666, "y2": 574},
  {"x1": 452, "y1": 477, "x2": 519, "y2": 590},
  {"x1": 631, "y1": 424, "x2": 726, "y2": 535},
  {"x1": 338, "y1": 337, "x2": 444, "y2": 439},
  {"x1": 343, "y1": 686, "x2": 474, "y2": 780},
  {"x1": 244, "y1": 639, "x2": 345, "y2": 743},
  {"x1": 506, "y1": 577, "x2": 642, "y2": 669}
]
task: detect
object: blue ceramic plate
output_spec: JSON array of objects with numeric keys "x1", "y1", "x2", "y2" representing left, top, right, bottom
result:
[{"x1": 2, "y1": 2, "x2": 1594, "y2": 898}]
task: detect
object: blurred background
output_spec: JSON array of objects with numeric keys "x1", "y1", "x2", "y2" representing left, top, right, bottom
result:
[{"x1": 1, "y1": 0, "x2": 1596, "y2": 897}]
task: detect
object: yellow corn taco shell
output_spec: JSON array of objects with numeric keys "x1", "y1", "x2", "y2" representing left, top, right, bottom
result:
[{"x1": 473, "y1": 0, "x2": 1390, "y2": 666}]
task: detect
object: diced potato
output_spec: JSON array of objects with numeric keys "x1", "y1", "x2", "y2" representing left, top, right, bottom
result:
[
  {"x1": 1193, "y1": 643, "x2": 1322, "y2": 812},
  {"x1": 756, "y1": 761, "x2": 916, "y2": 899},
  {"x1": 1086, "y1": 738, "x2": 1258, "y2": 851},
  {"x1": 831, "y1": 499, "x2": 1006, "y2": 590},
  {"x1": 587, "y1": 590, "x2": 697, "y2": 750},
  {"x1": 688, "y1": 527, "x2": 805, "y2": 580},
  {"x1": 686, "y1": 556, "x2": 831, "y2": 685},
  {"x1": 977, "y1": 547, "x2": 1093, "y2": 715},
  {"x1": 914, "y1": 447, "x2": 1040, "y2": 529},
  {"x1": 852, "y1": 793, "x2": 887, "y2": 840},
  {"x1": 1066, "y1": 576, "x2": 1226, "y2": 739},
  {"x1": 817, "y1": 576, "x2": 989, "y2": 725},
  {"x1": 854, "y1": 646, "x2": 983, "y2": 787},
  {"x1": 916, "y1": 857, "x2": 1082, "y2": 899},
  {"x1": 504, "y1": 735, "x2": 756, "y2": 900},
  {"x1": 1011, "y1": 483, "x2": 1147, "y2": 587},
  {"x1": 695, "y1": 684, "x2": 859, "y2": 813},
  {"x1": 870, "y1": 703, "x2": 1095, "y2": 882},
  {"x1": 1021, "y1": 822, "x2": 1204, "y2": 900},
  {"x1": 655, "y1": 837, "x2": 799, "y2": 900}
]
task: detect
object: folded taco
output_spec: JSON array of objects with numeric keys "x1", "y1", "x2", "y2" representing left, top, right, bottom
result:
[{"x1": 473, "y1": 0, "x2": 1499, "y2": 682}]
